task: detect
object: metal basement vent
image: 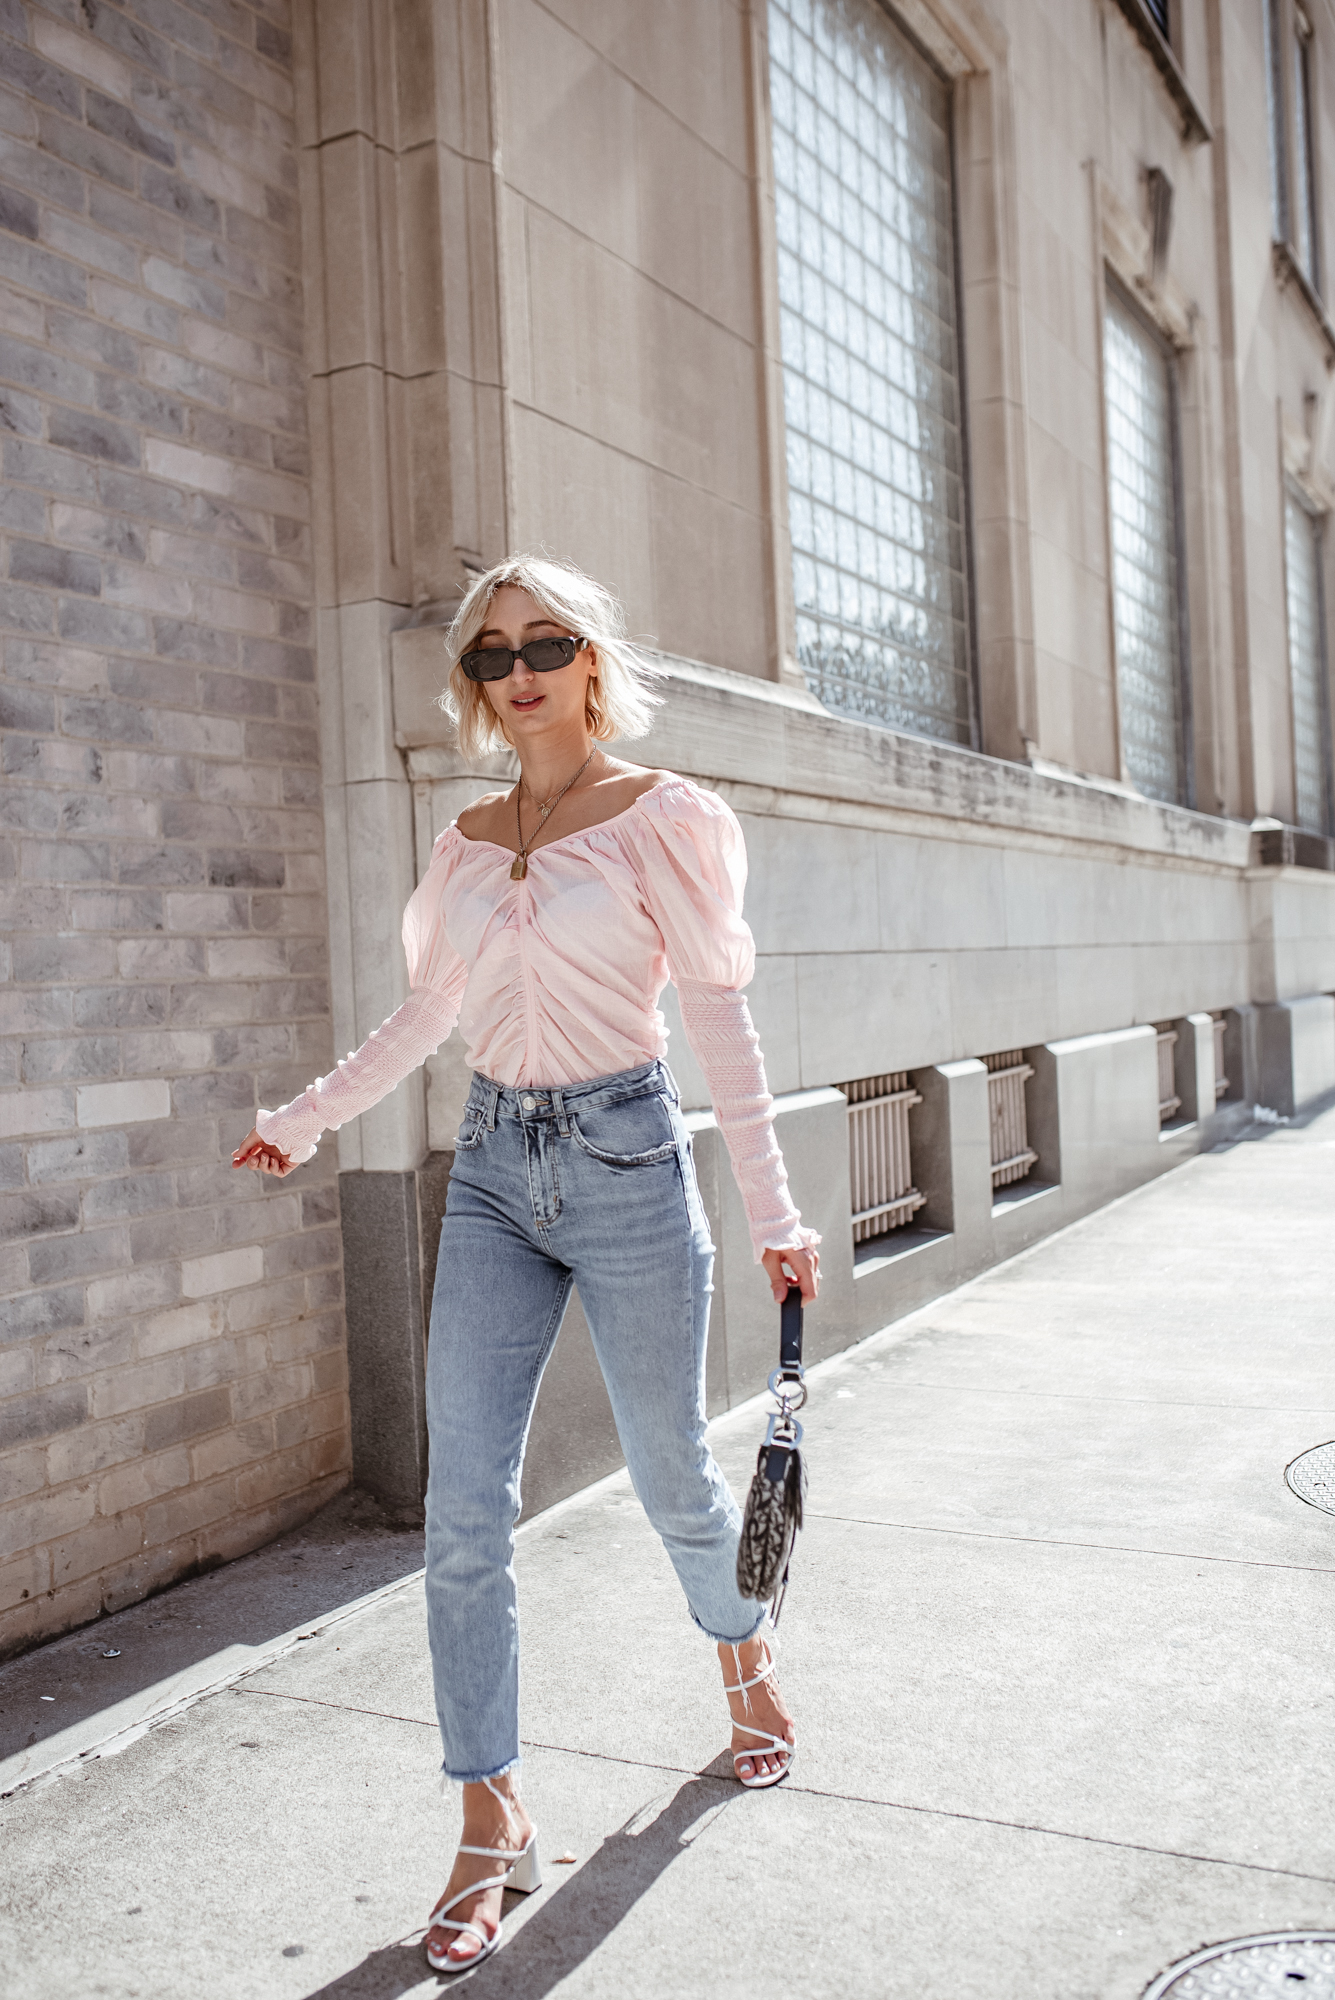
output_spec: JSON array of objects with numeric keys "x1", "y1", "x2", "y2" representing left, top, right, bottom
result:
[
  {"x1": 1286, "y1": 1442, "x2": 1335, "y2": 1515},
  {"x1": 1143, "y1": 1933, "x2": 1335, "y2": 1998}
]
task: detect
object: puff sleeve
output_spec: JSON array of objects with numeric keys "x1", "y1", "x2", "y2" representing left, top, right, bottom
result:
[
  {"x1": 632, "y1": 782, "x2": 819, "y2": 1264},
  {"x1": 255, "y1": 833, "x2": 468, "y2": 1165}
]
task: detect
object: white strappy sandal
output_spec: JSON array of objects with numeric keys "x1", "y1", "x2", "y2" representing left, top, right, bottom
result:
[
  {"x1": 724, "y1": 1635, "x2": 796, "y2": 1790},
  {"x1": 424, "y1": 1775, "x2": 542, "y2": 1974}
]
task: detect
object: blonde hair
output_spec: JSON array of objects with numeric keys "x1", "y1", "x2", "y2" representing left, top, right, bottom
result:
[{"x1": 439, "y1": 555, "x2": 664, "y2": 763}]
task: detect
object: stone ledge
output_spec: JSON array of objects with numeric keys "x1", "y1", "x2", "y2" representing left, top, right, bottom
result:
[
  {"x1": 1108, "y1": 0, "x2": 1212, "y2": 145},
  {"x1": 395, "y1": 638, "x2": 1258, "y2": 874}
]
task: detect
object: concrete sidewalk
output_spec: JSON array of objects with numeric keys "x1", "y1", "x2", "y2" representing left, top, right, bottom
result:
[{"x1": 3, "y1": 1107, "x2": 1335, "y2": 2000}]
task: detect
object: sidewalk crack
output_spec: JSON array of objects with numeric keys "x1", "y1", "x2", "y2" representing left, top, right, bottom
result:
[
  {"x1": 880, "y1": 1377, "x2": 1335, "y2": 1416},
  {"x1": 807, "y1": 1511, "x2": 1335, "y2": 1575},
  {"x1": 517, "y1": 1740, "x2": 1335, "y2": 1889},
  {"x1": 239, "y1": 1688, "x2": 434, "y2": 1728}
]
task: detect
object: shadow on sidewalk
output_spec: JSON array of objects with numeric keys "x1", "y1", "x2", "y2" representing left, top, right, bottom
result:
[
  {"x1": 301, "y1": 1768, "x2": 736, "y2": 1999},
  {"x1": 0, "y1": 1490, "x2": 424, "y2": 1772}
]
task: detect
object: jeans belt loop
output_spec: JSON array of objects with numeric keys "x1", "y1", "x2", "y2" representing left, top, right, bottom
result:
[
  {"x1": 484, "y1": 1077, "x2": 500, "y2": 1132},
  {"x1": 550, "y1": 1086, "x2": 570, "y2": 1137}
]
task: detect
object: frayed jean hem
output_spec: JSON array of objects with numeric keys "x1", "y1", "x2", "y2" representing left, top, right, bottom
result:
[
  {"x1": 440, "y1": 1753, "x2": 522, "y2": 1789},
  {"x1": 690, "y1": 1603, "x2": 769, "y2": 1646}
]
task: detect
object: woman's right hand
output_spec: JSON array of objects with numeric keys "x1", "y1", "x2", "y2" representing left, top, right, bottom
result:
[
  {"x1": 232, "y1": 1128, "x2": 296, "y2": 1177},
  {"x1": 761, "y1": 1244, "x2": 819, "y2": 1305}
]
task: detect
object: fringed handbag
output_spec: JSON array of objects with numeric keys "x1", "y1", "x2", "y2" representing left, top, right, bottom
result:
[{"x1": 736, "y1": 1285, "x2": 807, "y2": 1622}]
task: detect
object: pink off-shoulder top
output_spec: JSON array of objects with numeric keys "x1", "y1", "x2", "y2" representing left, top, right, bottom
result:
[{"x1": 256, "y1": 778, "x2": 817, "y2": 1261}]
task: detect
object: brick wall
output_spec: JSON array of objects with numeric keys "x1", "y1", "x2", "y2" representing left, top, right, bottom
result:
[{"x1": 0, "y1": 0, "x2": 349, "y2": 1660}]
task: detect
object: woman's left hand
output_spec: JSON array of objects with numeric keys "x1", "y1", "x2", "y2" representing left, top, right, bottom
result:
[{"x1": 761, "y1": 1245, "x2": 819, "y2": 1304}]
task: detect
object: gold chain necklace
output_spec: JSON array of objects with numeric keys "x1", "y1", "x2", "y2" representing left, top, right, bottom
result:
[{"x1": 510, "y1": 748, "x2": 596, "y2": 881}]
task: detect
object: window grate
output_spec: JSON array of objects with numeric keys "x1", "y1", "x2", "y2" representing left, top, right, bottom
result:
[
  {"x1": 1212, "y1": 1013, "x2": 1228, "y2": 1100},
  {"x1": 1104, "y1": 288, "x2": 1188, "y2": 805},
  {"x1": 768, "y1": 0, "x2": 972, "y2": 745},
  {"x1": 983, "y1": 1050, "x2": 1037, "y2": 1187},
  {"x1": 839, "y1": 1071, "x2": 925, "y2": 1241},
  {"x1": 1156, "y1": 1024, "x2": 1181, "y2": 1122}
]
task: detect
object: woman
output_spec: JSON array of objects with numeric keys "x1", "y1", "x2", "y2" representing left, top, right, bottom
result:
[{"x1": 232, "y1": 556, "x2": 819, "y2": 1971}]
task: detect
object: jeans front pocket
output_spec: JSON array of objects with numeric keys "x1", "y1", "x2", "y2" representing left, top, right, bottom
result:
[
  {"x1": 569, "y1": 1091, "x2": 679, "y2": 1170},
  {"x1": 455, "y1": 1110, "x2": 486, "y2": 1152}
]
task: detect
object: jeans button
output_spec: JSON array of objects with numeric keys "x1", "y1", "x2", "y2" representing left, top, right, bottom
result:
[{"x1": 522, "y1": 1095, "x2": 535, "y2": 1110}]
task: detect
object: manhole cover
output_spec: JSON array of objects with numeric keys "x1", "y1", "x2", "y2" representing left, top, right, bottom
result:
[
  {"x1": 1144, "y1": 1934, "x2": 1335, "y2": 1998},
  {"x1": 1286, "y1": 1443, "x2": 1335, "y2": 1515}
]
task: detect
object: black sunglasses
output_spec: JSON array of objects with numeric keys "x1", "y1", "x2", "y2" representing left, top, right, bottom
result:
[{"x1": 459, "y1": 634, "x2": 589, "y2": 683}]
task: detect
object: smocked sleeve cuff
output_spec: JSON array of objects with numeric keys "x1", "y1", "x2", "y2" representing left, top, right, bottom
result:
[
  {"x1": 675, "y1": 977, "x2": 820, "y2": 1264},
  {"x1": 255, "y1": 1095, "x2": 323, "y2": 1165},
  {"x1": 254, "y1": 984, "x2": 462, "y2": 1170}
]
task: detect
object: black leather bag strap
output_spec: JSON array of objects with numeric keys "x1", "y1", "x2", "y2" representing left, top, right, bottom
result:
[{"x1": 779, "y1": 1283, "x2": 803, "y2": 1375}]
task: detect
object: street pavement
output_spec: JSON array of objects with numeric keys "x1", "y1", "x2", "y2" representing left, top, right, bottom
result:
[{"x1": 3, "y1": 1103, "x2": 1334, "y2": 2000}]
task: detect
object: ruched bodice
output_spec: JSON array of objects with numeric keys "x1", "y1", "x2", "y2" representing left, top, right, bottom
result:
[
  {"x1": 256, "y1": 778, "x2": 816, "y2": 1261},
  {"x1": 404, "y1": 780, "x2": 754, "y2": 1085}
]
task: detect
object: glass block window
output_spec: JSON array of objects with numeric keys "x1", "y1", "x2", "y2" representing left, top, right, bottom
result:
[
  {"x1": 1293, "y1": 7, "x2": 1319, "y2": 290},
  {"x1": 1284, "y1": 487, "x2": 1333, "y2": 833},
  {"x1": 1263, "y1": 0, "x2": 1288, "y2": 241},
  {"x1": 768, "y1": 0, "x2": 972, "y2": 744},
  {"x1": 1103, "y1": 288, "x2": 1188, "y2": 805}
]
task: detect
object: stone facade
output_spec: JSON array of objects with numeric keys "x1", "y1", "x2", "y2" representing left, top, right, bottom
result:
[
  {"x1": 3, "y1": 0, "x2": 1335, "y2": 1654},
  {"x1": 322, "y1": 0, "x2": 1335, "y2": 1516},
  {"x1": 0, "y1": 0, "x2": 346, "y2": 1659}
]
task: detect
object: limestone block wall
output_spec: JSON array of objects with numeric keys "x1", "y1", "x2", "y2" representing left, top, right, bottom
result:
[
  {"x1": 0, "y1": 0, "x2": 349, "y2": 1661},
  {"x1": 494, "y1": 0, "x2": 780, "y2": 678}
]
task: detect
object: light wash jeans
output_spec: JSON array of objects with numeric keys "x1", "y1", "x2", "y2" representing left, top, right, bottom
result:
[{"x1": 423, "y1": 1058, "x2": 765, "y2": 1781}]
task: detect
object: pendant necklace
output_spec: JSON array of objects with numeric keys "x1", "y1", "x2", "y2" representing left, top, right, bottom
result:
[{"x1": 510, "y1": 748, "x2": 596, "y2": 880}]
